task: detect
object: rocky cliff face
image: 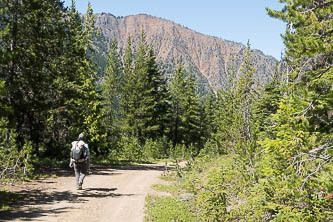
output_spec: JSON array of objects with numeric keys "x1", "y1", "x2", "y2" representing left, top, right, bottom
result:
[{"x1": 93, "y1": 13, "x2": 277, "y2": 92}]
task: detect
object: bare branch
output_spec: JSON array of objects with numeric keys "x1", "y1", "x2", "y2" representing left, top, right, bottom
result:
[
  {"x1": 291, "y1": 143, "x2": 332, "y2": 189},
  {"x1": 293, "y1": 100, "x2": 314, "y2": 116},
  {"x1": 301, "y1": 162, "x2": 321, "y2": 189}
]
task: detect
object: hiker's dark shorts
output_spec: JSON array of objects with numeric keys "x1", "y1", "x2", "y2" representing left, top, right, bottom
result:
[{"x1": 74, "y1": 162, "x2": 88, "y2": 174}]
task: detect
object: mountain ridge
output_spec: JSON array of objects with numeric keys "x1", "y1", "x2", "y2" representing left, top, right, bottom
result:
[
  {"x1": 98, "y1": 12, "x2": 277, "y2": 56},
  {"x1": 92, "y1": 13, "x2": 277, "y2": 92}
]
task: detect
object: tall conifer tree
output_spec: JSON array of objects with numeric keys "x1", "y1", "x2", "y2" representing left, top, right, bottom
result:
[
  {"x1": 0, "y1": 0, "x2": 68, "y2": 154},
  {"x1": 102, "y1": 40, "x2": 123, "y2": 147},
  {"x1": 182, "y1": 72, "x2": 201, "y2": 149},
  {"x1": 169, "y1": 62, "x2": 187, "y2": 146},
  {"x1": 213, "y1": 43, "x2": 258, "y2": 157},
  {"x1": 120, "y1": 36, "x2": 137, "y2": 138},
  {"x1": 263, "y1": 0, "x2": 333, "y2": 180},
  {"x1": 256, "y1": 1, "x2": 333, "y2": 219},
  {"x1": 120, "y1": 31, "x2": 169, "y2": 143},
  {"x1": 144, "y1": 46, "x2": 170, "y2": 139}
]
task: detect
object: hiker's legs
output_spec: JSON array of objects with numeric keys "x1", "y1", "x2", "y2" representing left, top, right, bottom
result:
[
  {"x1": 74, "y1": 162, "x2": 88, "y2": 189},
  {"x1": 73, "y1": 163, "x2": 81, "y2": 188},
  {"x1": 78, "y1": 163, "x2": 88, "y2": 187}
]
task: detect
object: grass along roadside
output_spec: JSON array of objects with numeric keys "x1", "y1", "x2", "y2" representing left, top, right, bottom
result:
[
  {"x1": 145, "y1": 195, "x2": 196, "y2": 222},
  {"x1": 144, "y1": 159, "x2": 198, "y2": 222},
  {"x1": 144, "y1": 155, "x2": 241, "y2": 221}
]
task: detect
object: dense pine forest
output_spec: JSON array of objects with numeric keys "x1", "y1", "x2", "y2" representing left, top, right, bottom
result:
[{"x1": 0, "y1": 0, "x2": 332, "y2": 221}]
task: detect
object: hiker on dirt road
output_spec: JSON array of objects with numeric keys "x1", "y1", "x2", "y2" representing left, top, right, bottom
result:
[{"x1": 69, "y1": 133, "x2": 90, "y2": 190}]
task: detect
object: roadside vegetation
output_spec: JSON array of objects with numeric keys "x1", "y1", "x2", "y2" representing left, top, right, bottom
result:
[{"x1": 0, "y1": 189, "x2": 22, "y2": 211}]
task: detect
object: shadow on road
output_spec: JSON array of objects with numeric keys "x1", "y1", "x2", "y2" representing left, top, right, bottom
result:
[
  {"x1": 112, "y1": 164, "x2": 167, "y2": 171},
  {"x1": 0, "y1": 187, "x2": 135, "y2": 221},
  {"x1": 41, "y1": 166, "x2": 122, "y2": 178},
  {"x1": 84, "y1": 187, "x2": 117, "y2": 192},
  {"x1": 35, "y1": 163, "x2": 168, "y2": 179},
  {"x1": 0, "y1": 206, "x2": 73, "y2": 222}
]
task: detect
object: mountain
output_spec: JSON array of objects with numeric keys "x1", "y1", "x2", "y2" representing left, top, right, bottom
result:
[{"x1": 92, "y1": 13, "x2": 277, "y2": 93}]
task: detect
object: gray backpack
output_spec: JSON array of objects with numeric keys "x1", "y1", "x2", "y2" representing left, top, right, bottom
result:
[{"x1": 71, "y1": 141, "x2": 87, "y2": 162}]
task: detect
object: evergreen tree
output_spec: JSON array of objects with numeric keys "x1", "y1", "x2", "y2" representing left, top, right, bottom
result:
[
  {"x1": 0, "y1": 0, "x2": 68, "y2": 154},
  {"x1": 200, "y1": 90, "x2": 217, "y2": 144},
  {"x1": 44, "y1": 0, "x2": 83, "y2": 155},
  {"x1": 255, "y1": 1, "x2": 333, "y2": 219},
  {"x1": 255, "y1": 64, "x2": 283, "y2": 139},
  {"x1": 120, "y1": 31, "x2": 169, "y2": 144},
  {"x1": 120, "y1": 36, "x2": 135, "y2": 137},
  {"x1": 132, "y1": 30, "x2": 152, "y2": 141},
  {"x1": 169, "y1": 62, "x2": 187, "y2": 146},
  {"x1": 44, "y1": 1, "x2": 103, "y2": 156},
  {"x1": 145, "y1": 46, "x2": 170, "y2": 139},
  {"x1": 182, "y1": 72, "x2": 201, "y2": 149},
  {"x1": 102, "y1": 40, "x2": 123, "y2": 149},
  {"x1": 235, "y1": 41, "x2": 257, "y2": 158},
  {"x1": 267, "y1": 0, "x2": 333, "y2": 137},
  {"x1": 263, "y1": 0, "x2": 333, "y2": 183},
  {"x1": 72, "y1": 3, "x2": 104, "y2": 154},
  {"x1": 213, "y1": 43, "x2": 258, "y2": 158},
  {"x1": 168, "y1": 63, "x2": 203, "y2": 154}
]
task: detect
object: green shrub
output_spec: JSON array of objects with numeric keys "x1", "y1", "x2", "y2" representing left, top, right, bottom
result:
[
  {"x1": 196, "y1": 167, "x2": 227, "y2": 221},
  {"x1": 170, "y1": 144, "x2": 185, "y2": 159},
  {"x1": 145, "y1": 195, "x2": 195, "y2": 222},
  {"x1": 198, "y1": 140, "x2": 220, "y2": 157},
  {"x1": 118, "y1": 136, "x2": 142, "y2": 161},
  {"x1": 142, "y1": 139, "x2": 166, "y2": 160},
  {"x1": 0, "y1": 189, "x2": 22, "y2": 210},
  {"x1": 0, "y1": 118, "x2": 34, "y2": 184}
]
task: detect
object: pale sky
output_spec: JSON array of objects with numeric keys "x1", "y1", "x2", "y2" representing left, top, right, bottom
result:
[{"x1": 63, "y1": 0, "x2": 286, "y2": 59}]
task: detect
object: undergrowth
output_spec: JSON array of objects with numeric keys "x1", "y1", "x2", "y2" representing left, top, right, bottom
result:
[
  {"x1": 145, "y1": 195, "x2": 195, "y2": 222},
  {"x1": 0, "y1": 189, "x2": 22, "y2": 210},
  {"x1": 145, "y1": 152, "x2": 333, "y2": 221}
]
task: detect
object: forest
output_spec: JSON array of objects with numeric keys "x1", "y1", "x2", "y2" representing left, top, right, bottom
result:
[{"x1": 0, "y1": 0, "x2": 332, "y2": 221}]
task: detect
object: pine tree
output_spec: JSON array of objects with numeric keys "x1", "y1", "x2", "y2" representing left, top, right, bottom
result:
[
  {"x1": 255, "y1": 63, "x2": 283, "y2": 139},
  {"x1": 200, "y1": 90, "x2": 217, "y2": 144},
  {"x1": 169, "y1": 62, "x2": 187, "y2": 146},
  {"x1": 235, "y1": 41, "x2": 258, "y2": 158},
  {"x1": 212, "y1": 55, "x2": 238, "y2": 153},
  {"x1": 213, "y1": 43, "x2": 258, "y2": 157},
  {"x1": 263, "y1": 0, "x2": 333, "y2": 181},
  {"x1": 267, "y1": 0, "x2": 333, "y2": 137},
  {"x1": 0, "y1": 0, "x2": 104, "y2": 159},
  {"x1": 169, "y1": 63, "x2": 202, "y2": 154},
  {"x1": 45, "y1": 1, "x2": 103, "y2": 156},
  {"x1": 145, "y1": 46, "x2": 170, "y2": 139},
  {"x1": 102, "y1": 40, "x2": 123, "y2": 148},
  {"x1": 132, "y1": 30, "x2": 152, "y2": 141},
  {"x1": 255, "y1": 1, "x2": 333, "y2": 219},
  {"x1": 120, "y1": 31, "x2": 170, "y2": 144},
  {"x1": 0, "y1": 0, "x2": 69, "y2": 154},
  {"x1": 120, "y1": 36, "x2": 132, "y2": 134},
  {"x1": 74, "y1": 3, "x2": 104, "y2": 154},
  {"x1": 44, "y1": 0, "x2": 83, "y2": 154},
  {"x1": 182, "y1": 72, "x2": 201, "y2": 149}
]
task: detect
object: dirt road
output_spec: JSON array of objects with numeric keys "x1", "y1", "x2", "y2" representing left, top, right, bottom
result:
[{"x1": 0, "y1": 163, "x2": 166, "y2": 222}]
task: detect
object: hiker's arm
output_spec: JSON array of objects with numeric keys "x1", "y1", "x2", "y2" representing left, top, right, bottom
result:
[
  {"x1": 69, "y1": 150, "x2": 73, "y2": 167},
  {"x1": 86, "y1": 145, "x2": 90, "y2": 173}
]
